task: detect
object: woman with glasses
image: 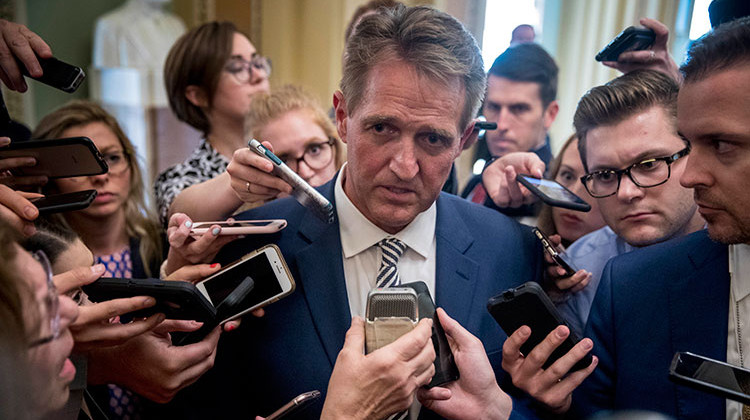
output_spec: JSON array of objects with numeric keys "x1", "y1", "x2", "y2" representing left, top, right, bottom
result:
[
  {"x1": 154, "y1": 20, "x2": 271, "y2": 226},
  {"x1": 167, "y1": 84, "x2": 345, "y2": 224}
]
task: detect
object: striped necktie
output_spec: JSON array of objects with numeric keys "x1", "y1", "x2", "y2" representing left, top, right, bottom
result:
[{"x1": 376, "y1": 238, "x2": 406, "y2": 288}]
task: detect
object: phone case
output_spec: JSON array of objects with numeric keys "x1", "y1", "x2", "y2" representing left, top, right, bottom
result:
[
  {"x1": 516, "y1": 174, "x2": 592, "y2": 212},
  {"x1": 19, "y1": 56, "x2": 86, "y2": 93},
  {"x1": 487, "y1": 282, "x2": 592, "y2": 372},
  {"x1": 1, "y1": 137, "x2": 108, "y2": 178},
  {"x1": 532, "y1": 228, "x2": 577, "y2": 277},
  {"x1": 595, "y1": 26, "x2": 656, "y2": 62},
  {"x1": 190, "y1": 219, "x2": 287, "y2": 236},
  {"x1": 401, "y1": 281, "x2": 460, "y2": 388},
  {"x1": 669, "y1": 352, "x2": 750, "y2": 405},
  {"x1": 33, "y1": 189, "x2": 97, "y2": 215}
]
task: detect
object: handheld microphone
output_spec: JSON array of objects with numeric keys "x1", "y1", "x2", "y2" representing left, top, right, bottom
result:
[{"x1": 364, "y1": 288, "x2": 418, "y2": 354}]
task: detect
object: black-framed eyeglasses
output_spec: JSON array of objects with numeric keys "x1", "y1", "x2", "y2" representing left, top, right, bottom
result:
[
  {"x1": 277, "y1": 138, "x2": 335, "y2": 171},
  {"x1": 28, "y1": 250, "x2": 61, "y2": 348},
  {"x1": 224, "y1": 55, "x2": 272, "y2": 83},
  {"x1": 580, "y1": 146, "x2": 691, "y2": 198}
]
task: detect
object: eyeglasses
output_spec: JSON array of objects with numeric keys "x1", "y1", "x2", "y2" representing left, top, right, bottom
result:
[
  {"x1": 68, "y1": 150, "x2": 129, "y2": 182},
  {"x1": 224, "y1": 55, "x2": 272, "y2": 83},
  {"x1": 276, "y1": 138, "x2": 335, "y2": 171},
  {"x1": 580, "y1": 146, "x2": 691, "y2": 198},
  {"x1": 28, "y1": 250, "x2": 60, "y2": 348}
]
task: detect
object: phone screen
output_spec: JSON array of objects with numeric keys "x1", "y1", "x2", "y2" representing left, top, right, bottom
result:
[
  {"x1": 673, "y1": 352, "x2": 750, "y2": 394},
  {"x1": 522, "y1": 177, "x2": 583, "y2": 203},
  {"x1": 200, "y1": 251, "x2": 283, "y2": 312},
  {"x1": 192, "y1": 220, "x2": 275, "y2": 229}
]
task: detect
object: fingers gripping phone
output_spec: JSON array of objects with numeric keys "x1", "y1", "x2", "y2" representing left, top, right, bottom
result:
[
  {"x1": 0, "y1": 137, "x2": 108, "y2": 178},
  {"x1": 195, "y1": 244, "x2": 295, "y2": 324},
  {"x1": 595, "y1": 26, "x2": 656, "y2": 62},
  {"x1": 487, "y1": 282, "x2": 593, "y2": 372},
  {"x1": 32, "y1": 189, "x2": 97, "y2": 215},
  {"x1": 18, "y1": 55, "x2": 86, "y2": 93},
  {"x1": 364, "y1": 288, "x2": 418, "y2": 354},
  {"x1": 533, "y1": 228, "x2": 577, "y2": 278},
  {"x1": 669, "y1": 352, "x2": 750, "y2": 405},
  {"x1": 516, "y1": 174, "x2": 592, "y2": 212},
  {"x1": 265, "y1": 390, "x2": 321, "y2": 420},
  {"x1": 190, "y1": 219, "x2": 287, "y2": 236}
]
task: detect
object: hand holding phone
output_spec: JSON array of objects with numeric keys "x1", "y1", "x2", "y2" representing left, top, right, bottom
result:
[
  {"x1": 32, "y1": 189, "x2": 97, "y2": 215},
  {"x1": 265, "y1": 390, "x2": 321, "y2": 420},
  {"x1": 189, "y1": 219, "x2": 287, "y2": 236},
  {"x1": 364, "y1": 288, "x2": 418, "y2": 354},
  {"x1": 516, "y1": 174, "x2": 591, "y2": 212},
  {"x1": 0, "y1": 137, "x2": 108, "y2": 179},
  {"x1": 533, "y1": 228, "x2": 577, "y2": 278},
  {"x1": 595, "y1": 26, "x2": 655, "y2": 62},
  {"x1": 18, "y1": 55, "x2": 85, "y2": 93}
]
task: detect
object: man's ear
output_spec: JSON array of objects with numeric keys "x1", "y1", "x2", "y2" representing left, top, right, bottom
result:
[
  {"x1": 185, "y1": 85, "x2": 208, "y2": 108},
  {"x1": 457, "y1": 120, "x2": 477, "y2": 155},
  {"x1": 543, "y1": 100, "x2": 559, "y2": 130},
  {"x1": 333, "y1": 90, "x2": 348, "y2": 144}
]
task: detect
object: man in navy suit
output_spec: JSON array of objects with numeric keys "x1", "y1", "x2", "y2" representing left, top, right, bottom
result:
[
  {"x1": 499, "y1": 16, "x2": 750, "y2": 419},
  {"x1": 166, "y1": 5, "x2": 543, "y2": 420}
]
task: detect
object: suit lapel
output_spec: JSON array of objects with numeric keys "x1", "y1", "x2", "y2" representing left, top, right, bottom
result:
[
  {"x1": 668, "y1": 233, "x2": 729, "y2": 418},
  {"x1": 295, "y1": 177, "x2": 351, "y2": 367},
  {"x1": 434, "y1": 196, "x2": 480, "y2": 326}
]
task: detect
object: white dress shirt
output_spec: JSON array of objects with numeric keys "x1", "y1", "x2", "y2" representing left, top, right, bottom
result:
[
  {"x1": 334, "y1": 164, "x2": 437, "y2": 319},
  {"x1": 727, "y1": 243, "x2": 750, "y2": 420}
]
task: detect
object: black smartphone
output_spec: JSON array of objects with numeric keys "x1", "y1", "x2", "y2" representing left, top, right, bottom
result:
[
  {"x1": 487, "y1": 282, "x2": 593, "y2": 372},
  {"x1": 474, "y1": 121, "x2": 497, "y2": 131},
  {"x1": 18, "y1": 56, "x2": 86, "y2": 93},
  {"x1": 516, "y1": 174, "x2": 591, "y2": 212},
  {"x1": 595, "y1": 26, "x2": 656, "y2": 62},
  {"x1": 265, "y1": 390, "x2": 321, "y2": 420},
  {"x1": 401, "y1": 281, "x2": 460, "y2": 388},
  {"x1": 0, "y1": 137, "x2": 108, "y2": 179},
  {"x1": 32, "y1": 189, "x2": 97, "y2": 215},
  {"x1": 82, "y1": 277, "x2": 217, "y2": 323},
  {"x1": 669, "y1": 352, "x2": 750, "y2": 405},
  {"x1": 532, "y1": 228, "x2": 577, "y2": 277}
]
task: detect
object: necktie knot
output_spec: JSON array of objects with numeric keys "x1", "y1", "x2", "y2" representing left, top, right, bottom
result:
[{"x1": 376, "y1": 238, "x2": 406, "y2": 288}]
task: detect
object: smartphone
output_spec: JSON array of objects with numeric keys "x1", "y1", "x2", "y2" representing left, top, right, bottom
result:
[
  {"x1": 474, "y1": 121, "x2": 497, "y2": 131},
  {"x1": 18, "y1": 56, "x2": 86, "y2": 93},
  {"x1": 669, "y1": 352, "x2": 750, "y2": 405},
  {"x1": 365, "y1": 287, "x2": 418, "y2": 354},
  {"x1": 487, "y1": 282, "x2": 593, "y2": 372},
  {"x1": 0, "y1": 137, "x2": 108, "y2": 179},
  {"x1": 265, "y1": 390, "x2": 321, "y2": 420},
  {"x1": 401, "y1": 281, "x2": 460, "y2": 388},
  {"x1": 595, "y1": 26, "x2": 656, "y2": 62},
  {"x1": 516, "y1": 174, "x2": 591, "y2": 212},
  {"x1": 248, "y1": 139, "x2": 334, "y2": 224},
  {"x1": 81, "y1": 277, "x2": 217, "y2": 322},
  {"x1": 532, "y1": 228, "x2": 577, "y2": 277},
  {"x1": 31, "y1": 189, "x2": 97, "y2": 215},
  {"x1": 195, "y1": 244, "x2": 295, "y2": 324},
  {"x1": 190, "y1": 219, "x2": 287, "y2": 236}
]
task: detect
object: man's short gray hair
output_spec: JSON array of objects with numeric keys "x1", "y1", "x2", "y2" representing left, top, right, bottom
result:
[{"x1": 341, "y1": 5, "x2": 486, "y2": 131}]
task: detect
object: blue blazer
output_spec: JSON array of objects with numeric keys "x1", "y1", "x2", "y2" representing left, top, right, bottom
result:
[
  {"x1": 164, "y1": 175, "x2": 543, "y2": 419},
  {"x1": 571, "y1": 229, "x2": 729, "y2": 419}
]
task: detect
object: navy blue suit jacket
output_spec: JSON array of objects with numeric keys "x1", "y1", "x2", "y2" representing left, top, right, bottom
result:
[
  {"x1": 167, "y1": 175, "x2": 543, "y2": 419},
  {"x1": 570, "y1": 229, "x2": 729, "y2": 419}
]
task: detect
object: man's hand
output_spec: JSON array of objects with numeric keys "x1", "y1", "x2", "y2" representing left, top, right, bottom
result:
[
  {"x1": 483, "y1": 152, "x2": 545, "y2": 209},
  {"x1": 0, "y1": 19, "x2": 52, "y2": 92},
  {"x1": 87, "y1": 320, "x2": 221, "y2": 403},
  {"x1": 164, "y1": 212, "x2": 241, "y2": 276},
  {"x1": 501, "y1": 325, "x2": 597, "y2": 413},
  {"x1": 320, "y1": 317, "x2": 436, "y2": 420},
  {"x1": 542, "y1": 234, "x2": 591, "y2": 296},
  {"x1": 417, "y1": 308, "x2": 512, "y2": 420},
  {"x1": 55, "y1": 264, "x2": 164, "y2": 352},
  {"x1": 602, "y1": 18, "x2": 681, "y2": 82}
]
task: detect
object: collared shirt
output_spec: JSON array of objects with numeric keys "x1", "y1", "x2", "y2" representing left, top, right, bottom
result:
[
  {"x1": 555, "y1": 226, "x2": 634, "y2": 337},
  {"x1": 334, "y1": 164, "x2": 437, "y2": 319},
  {"x1": 727, "y1": 243, "x2": 750, "y2": 420}
]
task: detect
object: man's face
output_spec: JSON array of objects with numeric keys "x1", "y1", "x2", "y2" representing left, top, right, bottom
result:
[
  {"x1": 482, "y1": 75, "x2": 557, "y2": 157},
  {"x1": 334, "y1": 59, "x2": 469, "y2": 234},
  {"x1": 585, "y1": 106, "x2": 703, "y2": 247},
  {"x1": 679, "y1": 64, "x2": 750, "y2": 244}
]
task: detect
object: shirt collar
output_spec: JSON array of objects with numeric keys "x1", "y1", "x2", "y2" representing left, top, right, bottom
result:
[
  {"x1": 335, "y1": 163, "x2": 436, "y2": 259},
  {"x1": 730, "y1": 243, "x2": 750, "y2": 301}
]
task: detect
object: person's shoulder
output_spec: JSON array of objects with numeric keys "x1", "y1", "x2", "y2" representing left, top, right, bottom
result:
[
  {"x1": 439, "y1": 192, "x2": 522, "y2": 229},
  {"x1": 566, "y1": 226, "x2": 618, "y2": 255}
]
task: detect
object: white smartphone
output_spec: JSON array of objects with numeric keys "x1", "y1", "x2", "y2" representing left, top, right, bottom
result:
[
  {"x1": 189, "y1": 219, "x2": 287, "y2": 236},
  {"x1": 195, "y1": 244, "x2": 295, "y2": 323}
]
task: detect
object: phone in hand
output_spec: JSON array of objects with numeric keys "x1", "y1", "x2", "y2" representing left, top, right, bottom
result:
[
  {"x1": 32, "y1": 189, "x2": 97, "y2": 215},
  {"x1": 487, "y1": 281, "x2": 593, "y2": 372},
  {"x1": 195, "y1": 244, "x2": 295, "y2": 324},
  {"x1": 0, "y1": 137, "x2": 108, "y2": 179},
  {"x1": 516, "y1": 174, "x2": 591, "y2": 212},
  {"x1": 190, "y1": 219, "x2": 287, "y2": 236},
  {"x1": 18, "y1": 55, "x2": 86, "y2": 93},
  {"x1": 365, "y1": 287, "x2": 418, "y2": 354},
  {"x1": 533, "y1": 228, "x2": 577, "y2": 278},
  {"x1": 265, "y1": 390, "x2": 321, "y2": 420},
  {"x1": 248, "y1": 139, "x2": 334, "y2": 224},
  {"x1": 595, "y1": 26, "x2": 656, "y2": 62},
  {"x1": 669, "y1": 352, "x2": 750, "y2": 405}
]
